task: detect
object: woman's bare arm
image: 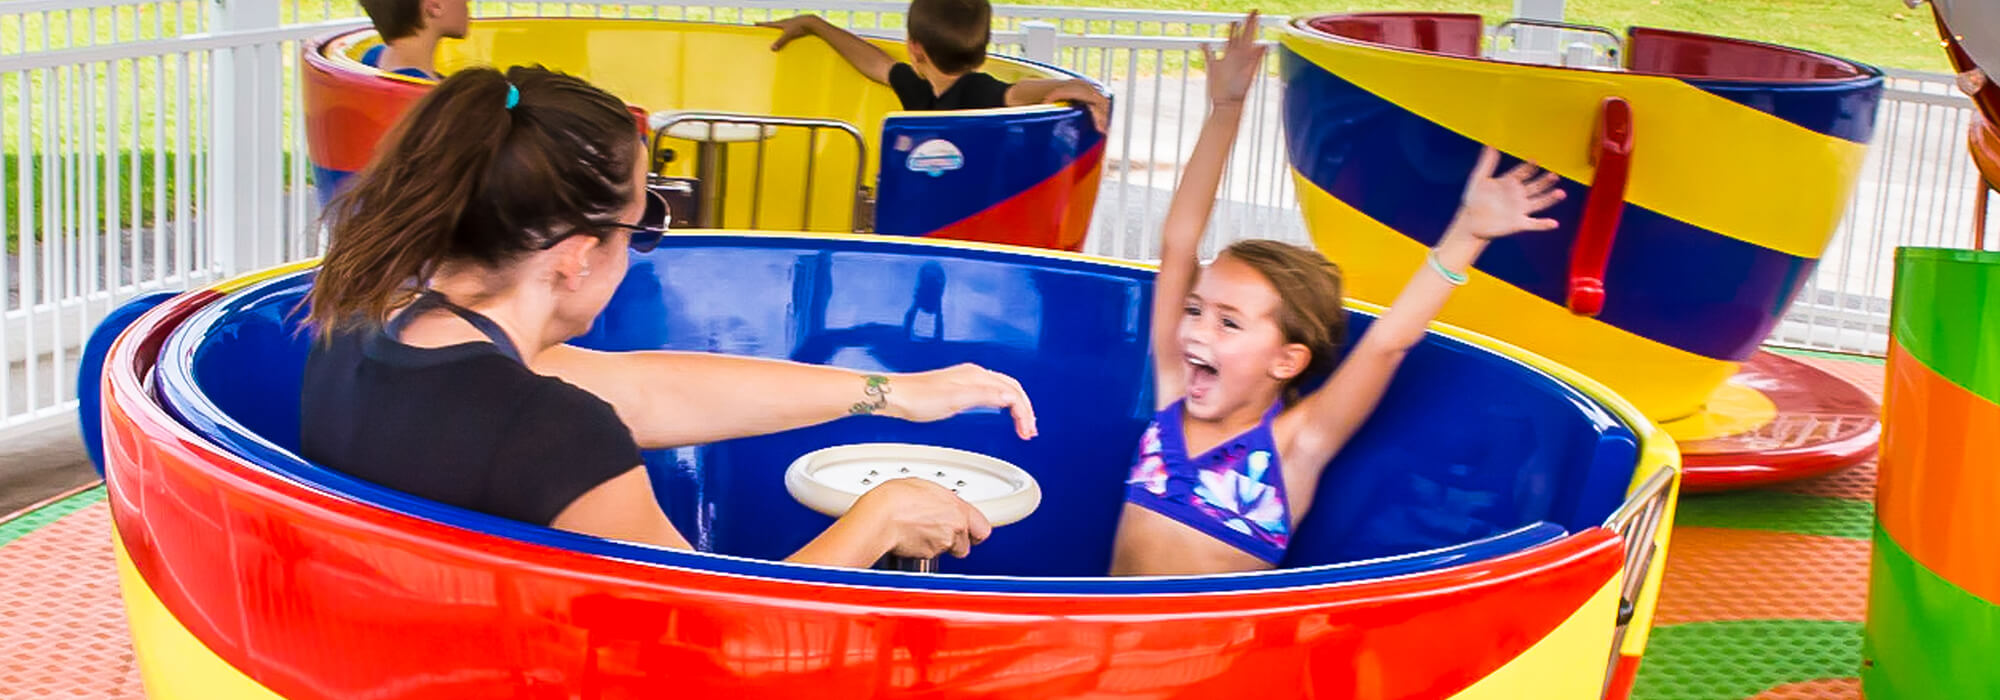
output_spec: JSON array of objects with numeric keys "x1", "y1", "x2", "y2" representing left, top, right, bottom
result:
[{"x1": 535, "y1": 346, "x2": 1036, "y2": 450}]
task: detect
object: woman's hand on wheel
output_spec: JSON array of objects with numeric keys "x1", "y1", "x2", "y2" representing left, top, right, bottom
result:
[
  {"x1": 878, "y1": 363, "x2": 1039, "y2": 439},
  {"x1": 850, "y1": 478, "x2": 993, "y2": 559}
]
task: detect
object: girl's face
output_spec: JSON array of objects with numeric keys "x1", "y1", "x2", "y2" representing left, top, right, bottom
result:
[{"x1": 1176, "y1": 255, "x2": 1301, "y2": 422}]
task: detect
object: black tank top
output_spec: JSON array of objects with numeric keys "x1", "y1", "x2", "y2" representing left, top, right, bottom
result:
[{"x1": 300, "y1": 291, "x2": 642, "y2": 526}]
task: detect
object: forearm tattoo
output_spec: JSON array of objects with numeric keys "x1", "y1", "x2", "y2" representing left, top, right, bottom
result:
[{"x1": 850, "y1": 375, "x2": 891, "y2": 415}]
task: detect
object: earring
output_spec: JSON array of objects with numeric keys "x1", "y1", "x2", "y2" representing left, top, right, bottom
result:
[{"x1": 580, "y1": 266, "x2": 591, "y2": 278}]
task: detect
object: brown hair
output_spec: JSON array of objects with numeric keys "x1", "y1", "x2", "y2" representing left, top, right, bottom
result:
[
  {"x1": 907, "y1": 0, "x2": 992, "y2": 75},
  {"x1": 359, "y1": 0, "x2": 425, "y2": 41},
  {"x1": 308, "y1": 65, "x2": 639, "y2": 335},
  {"x1": 1219, "y1": 239, "x2": 1348, "y2": 400}
]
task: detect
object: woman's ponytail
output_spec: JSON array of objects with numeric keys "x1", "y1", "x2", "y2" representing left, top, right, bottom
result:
[{"x1": 308, "y1": 66, "x2": 636, "y2": 335}]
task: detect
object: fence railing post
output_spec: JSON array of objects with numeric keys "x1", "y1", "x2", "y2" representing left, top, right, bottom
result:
[
  {"x1": 210, "y1": 0, "x2": 283, "y2": 276},
  {"x1": 1022, "y1": 21, "x2": 1058, "y2": 65},
  {"x1": 1504, "y1": 0, "x2": 1566, "y2": 64}
]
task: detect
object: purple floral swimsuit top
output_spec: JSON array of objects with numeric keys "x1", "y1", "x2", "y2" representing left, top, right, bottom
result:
[{"x1": 1125, "y1": 400, "x2": 1291, "y2": 564}]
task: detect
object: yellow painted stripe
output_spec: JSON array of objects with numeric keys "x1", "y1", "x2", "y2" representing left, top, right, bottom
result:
[
  {"x1": 1298, "y1": 168, "x2": 1738, "y2": 422},
  {"x1": 1448, "y1": 577, "x2": 1623, "y2": 699},
  {"x1": 1281, "y1": 28, "x2": 1868, "y2": 260},
  {"x1": 1660, "y1": 381, "x2": 1780, "y2": 444},
  {"x1": 210, "y1": 259, "x2": 320, "y2": 294},
  {"x1": 116, "y1": 535, "x2": 286, "y2": 700}
]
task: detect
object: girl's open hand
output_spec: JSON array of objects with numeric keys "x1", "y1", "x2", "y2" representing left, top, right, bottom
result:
[
  {"x1": 1457, "y1": 146, "x2": 1566, "y2": 240},
  {"x1": 1204, "y1": 11, "x2": 1267, "y2": 109}
]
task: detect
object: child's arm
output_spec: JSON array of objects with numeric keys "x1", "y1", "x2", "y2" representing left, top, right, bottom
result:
[
  {"x1": 1150, "y1": 12, "x2": 1265, "y2": 409},
  {"x1": 1005, "y1": 79, "x2": 1111, "y2": 133},
  {"x1": 760, "y1": 15, "x2": 896, "y2": 84},
  {"x1": 1281, "y1": 147, "x2": 1565, "y2": 470}
]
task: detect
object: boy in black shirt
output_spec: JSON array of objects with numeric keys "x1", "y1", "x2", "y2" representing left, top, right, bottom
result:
[{"x1": 761, "y1": 0, "x2": 1110, "y2": 133}]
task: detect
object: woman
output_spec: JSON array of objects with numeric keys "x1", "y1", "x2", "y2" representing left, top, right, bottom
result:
[{"x1": 303, "y1": 66, "x2": 1038, "y2": 567}]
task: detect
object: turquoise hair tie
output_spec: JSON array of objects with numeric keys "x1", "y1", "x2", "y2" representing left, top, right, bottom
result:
[{"x1": 504, "y1": 83, "x2": 520, "y2": 110}]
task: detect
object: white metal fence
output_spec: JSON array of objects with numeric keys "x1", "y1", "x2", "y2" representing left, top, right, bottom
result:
[
  {"x1": 1, "y1": 1, "x2": 344, "y2": 433},
  {"x1": 1767, "y1": 69, "x2": 1991, "y2": 355},
  {"x1": 0, "y1": 0, "x2": 1985, "y2": 436}
]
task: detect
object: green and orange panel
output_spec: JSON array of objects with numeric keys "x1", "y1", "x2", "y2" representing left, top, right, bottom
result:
[{"x1": 1863, "y1": 247, "x2": 2000, "y2": 698}]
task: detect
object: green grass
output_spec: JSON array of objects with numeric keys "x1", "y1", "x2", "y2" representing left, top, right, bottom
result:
[
  {"x1": 1562, "y1": 0, "x2": 1946, "y2": 73},
  {"x1": 1003, "y1": 0, "x2": 1951, "y2": 73},
  {"x1": 1, "y1": 150, "x2": 311, "y2": 254},
  {"x1": 3, "y1": 149, "x2": 187, "y2": 252}
]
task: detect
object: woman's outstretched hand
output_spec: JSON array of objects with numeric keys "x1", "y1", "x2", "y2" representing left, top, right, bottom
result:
[{"x1": 874, "y1": 364, "x2": 1039, "y2": 439}]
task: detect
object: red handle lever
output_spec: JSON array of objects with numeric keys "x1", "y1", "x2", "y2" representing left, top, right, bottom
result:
[
  {"x1": 627, "y1": 103, "x2": 653, "y2": 139},
  {"x1": 1568, "y1": 96, "x2": 1633, "y2": 317}
]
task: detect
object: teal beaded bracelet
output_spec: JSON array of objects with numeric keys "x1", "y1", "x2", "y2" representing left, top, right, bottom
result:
[{"x1": 1427, "y1": 249, "x2": 1468, "y2": 286}]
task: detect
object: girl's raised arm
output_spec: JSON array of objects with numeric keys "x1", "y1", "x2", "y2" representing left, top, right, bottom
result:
[
  {"x1": 1152, "y1": 11, "x2": 1266, "y2": 407},
  {"x1": 1281, "y1": 147, "x2": 1564, "y2": 470}
]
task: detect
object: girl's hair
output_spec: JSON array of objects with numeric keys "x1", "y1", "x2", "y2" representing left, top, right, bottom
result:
[
  {"x1": 1219, "y1": 239, "x2": 1347, "y2": 401},
  {"x1": 308, "y1": 65, "x2": 639, "y2": 335}
]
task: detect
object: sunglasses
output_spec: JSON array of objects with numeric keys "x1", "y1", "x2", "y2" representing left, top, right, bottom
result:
[
  {"x1": 623, "y1": 188, "x2": 673, "y2": 252},
  {"x1": 539, "y1": 189, "x2": 672, "y2": 253}
]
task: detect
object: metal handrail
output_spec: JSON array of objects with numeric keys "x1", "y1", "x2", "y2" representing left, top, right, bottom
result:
[
  {"x1": 1599, "y1": 463, "x2": 1676, "y2": 697},
  {"x1": 1492, "y1": 18, "x2": 1624, "y2": 69},
  {"x1": 1601, "y1": 465, "x2": 1675, "y2": 533},
  {"x1": 1494, "y1": 17, "x2": 1625, "y2": 49},
  {"x1": 649, "y1": 111, "x2": 870, "y2": 232}
]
